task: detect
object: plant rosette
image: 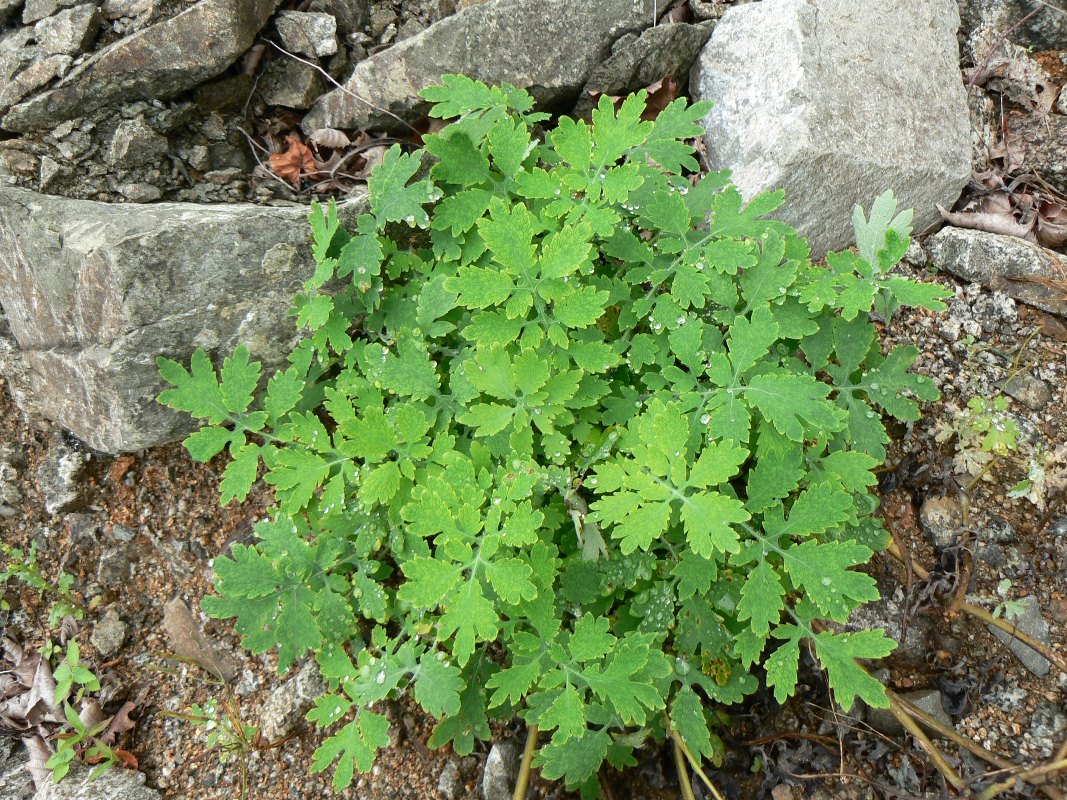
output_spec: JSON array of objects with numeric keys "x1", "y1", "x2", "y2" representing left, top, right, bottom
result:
[{"x1": 158, "y1": 76, "x2": 949, "y2": 795}]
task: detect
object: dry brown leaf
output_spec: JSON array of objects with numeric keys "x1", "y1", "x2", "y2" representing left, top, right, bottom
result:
[
  {"x1": 269, "y1": 135, "x2": 316, "y2": 188},
  {"x1": 24, "y1": 734, "x2": 50, "y2": 789},
  {"x1": 107, "y1": 455, "x2": 135, "y2": 484},
  {"x1": 643, "y1": 76, "x2": 679, "y2": 121},
  {"x1": 162, "y1": 598, "x2": 237, "y2": 681},
  {"x1": 939, "y1": 204, "x2": 1037, "y2": 240},
  {"x1": 358, "y1": 145, "x2": 388, "y2": 177},
  {"x1": 309, "y1": 127, "x2": 351, "y2": 149},
  {"x1": 99, "y1": 700, "x2": 137, "y2": 745}
]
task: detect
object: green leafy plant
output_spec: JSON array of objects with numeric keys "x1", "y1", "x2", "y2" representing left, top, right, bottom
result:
[
  {"x1": 0, "y1": 542, "x2": 83, "y2": 628},
  {"x1": 935, "y1": 394, "x2": 1020, "y2": 484},
  {"x1": 46, "y1": 700, "x2": 122, "y2": 783},
  {"x1": 158, "y1": 76, "x2": 948, "y2": 795}
]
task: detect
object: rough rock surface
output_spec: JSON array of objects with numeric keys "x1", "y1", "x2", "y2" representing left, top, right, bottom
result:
[
  {"x1": 0, "y1": 185, "x2": 367, "y2": 453},
  {"x1": 2, "y1": 0, "x2": 284, "y2": 132},
  {"x1": 926, "y1": 227, "x2": 1067, "y2": 319},
  {"x1": 90, "y1": 607, "x2": 127, "y2": 656},
  {"x1": 576, "y1": 20, "x2": 714, "y2": 116},
  {"x1": 275, "y1": 11, "x2": 338, "y2": 58},
  {"x1": 0, "y1": 737, "x2": 32, "y2": 800},
  {"x1": 987, "y1": 596, "x2": 1052, "y2": 677},
  {"x1": 1014, "y1": 113, "x2": 1067, "y2": 197},
  {"x1": 258, "y1": 660, "x2": 326, "y2": 743},
  {"x1": 35, "y1": 437, "x2": 90, "y2": 515},
  {"x1": 302, "y1": 0, "x2": 653, "y2": 132},
  {"x1": 690, "y1": 0, "x2": 971, "y2": 256},
  {"x1": 37, "y1": 761, "x2": 161, "y2": 800},
  {"x1": 34, "y1": 4, "x2": 100, "y2": 57},
  {"x1": 482, "y1": 740, "x2": 520, "y2": 800},
  {"x1": 959, "y1": 0, "x2": 1067, "y2": 51}
]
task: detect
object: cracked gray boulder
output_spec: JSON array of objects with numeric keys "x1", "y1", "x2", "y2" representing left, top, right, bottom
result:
[
  {"x1": 0, "y1": 186, "x2": 366, "y2": 454},
  {"x1": 690, "y1": 0, "x2": 971, "y2": 257},
  {"x1": 301, "y1": 0, "x2": 653, "y2": 133},
  {"x1": 2, "y1": 0, "x2": 283, "y2": 132}
]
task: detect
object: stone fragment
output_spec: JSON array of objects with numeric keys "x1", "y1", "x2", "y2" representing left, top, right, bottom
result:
[
  {"x1": 437, "y1": 759, "x2": 463, "y2": 800},
  {"x1": 302, "y1": 0, "x2": 652, "y2": 133},
  {"x1": 690, "y1": 0, "x2": 970, "y2": 257},
  {"x1": 0, "y1": 442, "x2": 24, "y2": 517},
  {"x1": 22, "y1": 0, "x2": 80, "y2": 24},
  {"x1": 1001, "y1": 373, "x2": 1052, "y2": 410},
  {"x1": 867, "y1": 689, "x2": 951, "y2": 736},
  {"x1": 308, "y1": 0, "x2": 369, "y2": 36},
  {"x1": 37, "y1": 760, "x2": 161, "y2": 800},
  {"x1": 34, "y1": 4, "x2": 99, "y2": 56},
  {"x1": 35, "y1": 437, "x2": 89, "y2": 515},
  {"x1": 38, "y1": 154, "x2": 60, "y2": 189},
  {"x1": 576, "y1": 21, "x2": 713, "y2": 116},
  {"x1": 260, "y1": 58, "x2": 324, "y2": 110},
  {"x1": 107, "y1": 116, "x2": 167, "y2": 166},
  {"x1": 846, "y1": 584, "x2": 931, "y2": 663},
  {"x1": 927, "y1": 227, "x2": 1067, "y2": 318},
  {"x1": 482, "y1": 740, "x2": 520, "y2": 800},
  {"x1": 90, "y1": 607, "x2": 127, "y2": 656},
  {"x1": 0, "y1": 185, "x2": 365, "y2": 453},
  {"x1": 1030, "y1": 701, "x2": 1067, "y2": 759},
  {"x1": 275, "y1": 10, "x2": 337, "y2": 57},
  {"x1": 3, "y1": 0, "x2": 284, "y2": 132},
  {"x1": 118, "y1": 182, "x2": 162, "y2": 202},
  {"x1": 919, "y1": 495, "x2": 961, "y2": 550},
  {"x1": 101, "y1": 0, "x2": 156, "y2": 19},
  {"x1": 258, "y1": 660, "x2": 325, "y2": 742},
  {"x1": 0, "y1": 55, "x2": 71, "y2": 111},
  {"x1": 96, "y1": 545, "x2": 132, "y2": 583},
  {"x1": 988, "y1": 596, "x2": 1052, "y2": 676}
]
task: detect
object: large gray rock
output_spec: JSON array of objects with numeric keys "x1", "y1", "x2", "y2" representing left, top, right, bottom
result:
[
  {"x1": 576, "y1": 21, "x2": 714, "y2": 116},
  {"x1": 0, "y1": 186, "x2": 366, "y2": 453},
  {"x1": 959, "y1": 0, "x2": 1067, "y2": 51},
  {"x1": 37, "y1": 761, "x2": 161, "y2": 800},
  {"x1": 926, "y1": 227, "x2": 1067, "y2": 318},
  {"x1": 2, "y1": 0, "x2": 283, "y2": 132},
  {"x1": 0, "y1": 738, "x2": 33, "y2": 800},
  {"x1": 690, "y1": 0, "x2": 971, "y2": 257},
  {"x1": 302, "y1": 0, "x2": 652, "y2": 133}
]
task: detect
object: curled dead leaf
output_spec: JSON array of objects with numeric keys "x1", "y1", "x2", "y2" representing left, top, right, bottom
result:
[
  {"x1": 309, "y1": 128, "x2": 351, "y2": 149},
  {"x1": 938, "y1": 203, "x2": 1037, "y2": 241}
]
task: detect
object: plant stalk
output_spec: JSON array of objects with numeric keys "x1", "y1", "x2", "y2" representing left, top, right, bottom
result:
[
  {"x1": 976, "y1": 759, "x2": 1067, "y2": 800},
  {"x1": 885, "y1": 542, "x2": 1067, "y2": 673},
  {"x1": 670, "y1": 729, "x2": 725, "y2": 800},
  {"x1": 672, "y1": 735, "x2": 698, "y2": 800},
  {"x1": 885, "y1": 691, "x2": 964, "y2": 790},
  {"x1": 512, "y1": 724, "x2": 538, "y2": 800},
  {"x1": 894, "y1": 692, "x2": 1065, "y2": 800}
]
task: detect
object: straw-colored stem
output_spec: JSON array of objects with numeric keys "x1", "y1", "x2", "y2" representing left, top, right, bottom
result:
[{"x1": 512, "y1": 724, "x2": 539, "y2": 800}]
